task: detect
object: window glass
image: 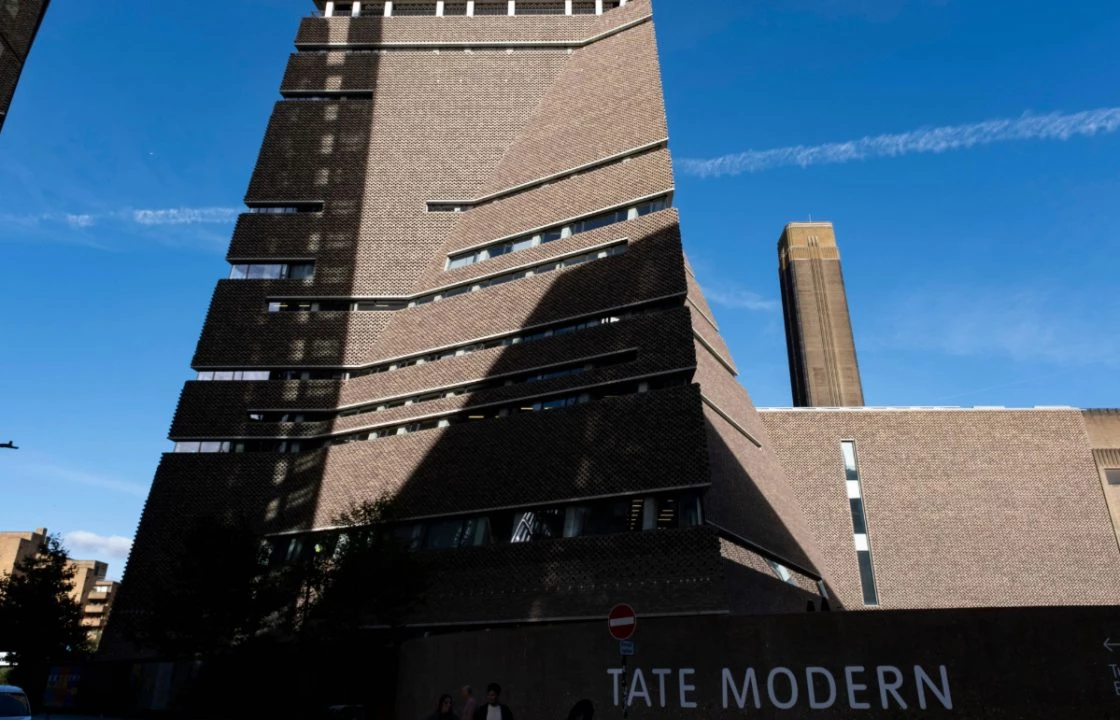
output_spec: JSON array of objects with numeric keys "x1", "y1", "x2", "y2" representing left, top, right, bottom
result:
[
  {"x1": 230, "y1": 265, "x2": 249, "y2": 280},
  {"x1": 393, "y1": 524, "x2": 424, "y2": 551},
  {"x1": 583, "y1": 500, "x2": 633, "y2": 536},
  {"x1": 679, "y1": 496, "x2": 702, "y2": 527},
  {"x1": 447, "y1": 255, "x2": 474, "y2": 270},
  {"x1": 841, "y1": 441, "x2": 859, "y2": 481},
  {"x1": 427, "y1": 519, "x2": 469, "y2": 550},
  {"x1": 289, "y1": 263, "x2": 315, "y2": 280},
  {"x1": 510, "y1": 510, "x2": 565, "y2": 543},
  {"x1": 541, "y1": 229, "x2": 564, "y2": 244},
  {"x1": 512, "y1": 236, "x2": 537, "y2": 252},
  {"x1": 174, "y1": 442, "x2": 201, "y2": 453},
  {"x1": 563, "y1": 507, "x2": 589, "y2": 538},
  {"x1": 1106, "y1": 468, "x2": 1120, "y2": 486},
  {"x1": 857, "y1": 550, "x2": 879, "y2": 605},
  {"x1": 849, "y1": 498, "x2": 867, "y2": 534},
  {"x1": 0, "y1": 691, "x2": 31, "y2": 717}
]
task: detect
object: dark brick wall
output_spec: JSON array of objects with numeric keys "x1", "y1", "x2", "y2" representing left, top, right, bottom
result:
[
  {"x1": 111, "y1": 0, "x2": 833, "y2": 654},
  {"x1": 172, "y1": 306, "x2": 695, "y2": 437},
  {"x1": 0, "y1": 0, "x2": 48, "y2": 130}
]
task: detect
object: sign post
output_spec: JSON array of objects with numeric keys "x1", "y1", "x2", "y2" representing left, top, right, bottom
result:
[{"x1": 608, "y1": 604, "x2": 637, "y2": 718}]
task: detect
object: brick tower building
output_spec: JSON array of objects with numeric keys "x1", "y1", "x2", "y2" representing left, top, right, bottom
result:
[
  {"x1": 110, "y1": 0, "x2": 834, "y2": 649},
  {"x1": 778, "y1": 222, "x2": 865, "y2": 408},
  {"x1": 0, "y1": 0, "x2": 50, "y2": 133}
]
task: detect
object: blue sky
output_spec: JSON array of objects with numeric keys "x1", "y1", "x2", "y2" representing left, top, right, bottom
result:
[{"x1": 1, "y1": 0, "x2": 1118, "y2": 575}]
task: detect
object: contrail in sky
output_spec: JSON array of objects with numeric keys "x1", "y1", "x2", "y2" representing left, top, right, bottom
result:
[{"x1": 678, "y1": 107, "x2": 1120, "y2": 178}]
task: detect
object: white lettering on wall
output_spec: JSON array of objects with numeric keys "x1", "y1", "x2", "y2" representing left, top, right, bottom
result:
[
  {"x1": 679, "y1": 668, "x2": 698, "y2": 709},
  {"x1": 767, "y1": 668, "x2": 798, "y2": 710},
  {"x1": 845, "y1": 666, "x2": 871, "y2": 710},
  {"x1": 627, "y1": 669, "x2": 651, "y2": 708},
  {"x1": 878, "y1": 665, "x2": 908, "y2": 709},
  {"x1": 652, "y1": 668, "x2": 672, "y2": 707},
  {"x1": 607, "y1": 668, "x2": 624, "y2": 706},
  {"x1": 805, "y1": 667, "x2": 836, "y2": 710},
  {"x1": 722, "y1": 668, "x2": 761, "y2": 710},
  {"x1": 915, "y1": 665, "x2": 954, "y2": 710}
]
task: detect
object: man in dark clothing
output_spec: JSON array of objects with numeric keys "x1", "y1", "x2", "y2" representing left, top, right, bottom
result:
[{"x1": 472, "y1": 683, "x2": 513, "y2": 720}]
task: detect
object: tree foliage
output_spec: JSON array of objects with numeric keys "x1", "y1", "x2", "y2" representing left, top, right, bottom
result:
[
  {"x1": 300, "y1": 498, "x2": 429, "y2": 639},
  {"x1": 0, "y1": 534, "x2": 89, "y2": 695},
  {"x1": 127, "y1": 499, "x2": 427, "y2": 657}
]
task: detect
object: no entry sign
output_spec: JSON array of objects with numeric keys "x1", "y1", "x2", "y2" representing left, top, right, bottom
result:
[{"x1": 608, "y1": 604, "x2": 637, "y2": 641}]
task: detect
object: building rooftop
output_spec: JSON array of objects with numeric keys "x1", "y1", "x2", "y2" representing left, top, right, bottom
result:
[{"x1": 758, "y1": 405, "x2": 1088, "y2": 412}]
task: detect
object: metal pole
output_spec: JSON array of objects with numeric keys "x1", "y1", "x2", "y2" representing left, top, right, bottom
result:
[{"x1": 621, "y1": 654, "x2": 629, "y2": 719}]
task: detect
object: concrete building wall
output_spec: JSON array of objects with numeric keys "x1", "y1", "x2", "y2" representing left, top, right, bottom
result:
[
  {"x1": 760, "y1": 408, "x2": 1120, "y2": 611},
  {"x1": 0, "y1": 528, "x2": 46, "y2": 577}
]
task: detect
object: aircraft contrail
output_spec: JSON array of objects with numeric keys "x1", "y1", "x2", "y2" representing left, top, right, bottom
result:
[{"x1": 677, "y1": 107, "x2": 1120, "y2": 177}]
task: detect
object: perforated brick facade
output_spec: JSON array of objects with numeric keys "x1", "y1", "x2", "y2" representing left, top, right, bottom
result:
[
  {"x1": 761, "y1": 407, "x2": 1120, "y2": 611},
  {"x1": 0, "y1": 0, "x2": 49, "y2": 132},
  {"x1": 109, "y1": 0, "x2": 832, "y2": 653}
]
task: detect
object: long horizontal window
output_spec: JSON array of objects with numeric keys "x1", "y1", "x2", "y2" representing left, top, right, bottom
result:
[
  {"x1": 173, "y1": 375, "x2": 681, "y2": 455},
  {"x1": 195, "y1": 370, "x2": 273, "y2": 382},
  {"x1": 194, "y1": 301, "x2": 673, "y2": 383},
  {"x1": 266, "y1": 243, "x2": 625, "y2": 313},
  {"x1": 263, "y1": 491, "x2": 702, "y2": 568},
  {"x1": 246, "y1": 202, "x2": 324, "y2": 214},
  {"x1": 446, "y1": 197, "x2": 668, "y2": 271},
  {"x1": 230, "y1": 262, "x2": 315, "y2": 281},
  {"x1": 322, "y1": 0, "x2": 626, "y2": 17},
  {"x1": 247, "y1": 350, "x2": 637, "y2": 424}
]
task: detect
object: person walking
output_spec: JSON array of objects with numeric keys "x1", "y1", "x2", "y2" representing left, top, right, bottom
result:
[
  {"x1": 427, "y1": 694, "x2": 457, "y2": 720},
  {"x1": 460, "y1": 685, "x2": 477, "y2": 720},
  {"x1": 472, "y1": 683, "x2": 513, "y2": 720},
  {"x1": 567, "y1": 699, "x2": 594, "y2": 720}
]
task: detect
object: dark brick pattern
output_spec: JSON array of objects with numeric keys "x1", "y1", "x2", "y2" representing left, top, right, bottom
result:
[
  {"x1": 111, "y1": 0, "x2": 833, "y2": 650},
  {"x1": 411, "y1": 527, "x2": 726, "y2": 624},
  {"x1": 172, "y1": 306, "x2": 695, "y2": 438},
  {"x1": 0, "y1": 0, "x2": 48, "y2": 131},
  {"x1": 761, "y1": 408, "x2": 1120, "y2": 610}
]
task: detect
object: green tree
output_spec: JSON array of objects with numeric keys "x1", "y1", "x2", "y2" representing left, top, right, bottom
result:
[
  {"x1": 126, "y1": 516, "x2": 293, "y2": 656},
  {"x1": 0, "y1": 534, "x2": 89, "y2": 700},
  {"x1": 301, "y1": 498, "x2": 429, "y2": 639}
]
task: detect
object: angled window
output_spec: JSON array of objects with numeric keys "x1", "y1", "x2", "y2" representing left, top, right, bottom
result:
[{"x1": 841, "y1": 441, "x2": 879, "y2": 606}]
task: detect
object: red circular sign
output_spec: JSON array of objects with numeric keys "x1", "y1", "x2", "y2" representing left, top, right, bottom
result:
[{"x1": 608, "y1": 603, "x2": 637, "y2": 641}]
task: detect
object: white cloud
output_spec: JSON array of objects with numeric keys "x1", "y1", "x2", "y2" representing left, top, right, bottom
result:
[
  {"x1": 66, "y1": 214, "x2": 95, "y2": 228},
  {"x1": 0, "y1": 207, "x2": 240, "y2": 230},
  {"x1": 64, "y1": 531, "x2": 133, "y2": 561},
  {"x1": 131, "y1": 207, "x2": 240, "y2": 225},
  {"x1": 702, "y1": 284, "x2": 780, "y2": 312},
  {"x1": 679, "y1": 107, "x2": 1120, "y2": 177}
]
